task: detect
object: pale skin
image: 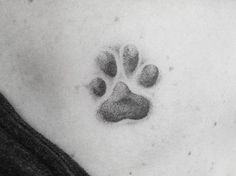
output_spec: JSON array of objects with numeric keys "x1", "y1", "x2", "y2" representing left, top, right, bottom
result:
[{"x1": 0, "y1": 0, "x2": 236, "y2": 176}]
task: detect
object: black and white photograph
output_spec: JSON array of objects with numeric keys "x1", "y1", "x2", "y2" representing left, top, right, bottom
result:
[{"x1": 0, "y1": 0, "x2": 236, "y2": 175}]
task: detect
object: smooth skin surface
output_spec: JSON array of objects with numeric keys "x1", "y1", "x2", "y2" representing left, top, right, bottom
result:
[{"x1": 0, "y1": 0, "x2": 236, "y2": 176}]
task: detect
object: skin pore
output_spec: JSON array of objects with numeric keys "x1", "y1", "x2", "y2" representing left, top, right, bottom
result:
[{"x1": 0, "y1": 0, "x2": 236, "y2": 176}]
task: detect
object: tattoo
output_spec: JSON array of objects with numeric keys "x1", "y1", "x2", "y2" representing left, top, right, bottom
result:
[
  {"x1": 97, "y1": 51, "x2": 117, "y2": 78},
  {"x1": 89, "y1": 78, "x2": 106, "y2": 97},
  {"x1": 89, "y1": 44, "x2": 159, "y2": 123}
]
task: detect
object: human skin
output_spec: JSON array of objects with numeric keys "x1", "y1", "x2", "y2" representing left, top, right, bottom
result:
[{"x1": 0, "y1": 0, "x2": 236, "y2": 176}]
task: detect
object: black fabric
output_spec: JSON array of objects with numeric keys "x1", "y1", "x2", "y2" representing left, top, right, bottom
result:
[{"x1": 0, "y1": 93, "x2": 90, "y2": 176}]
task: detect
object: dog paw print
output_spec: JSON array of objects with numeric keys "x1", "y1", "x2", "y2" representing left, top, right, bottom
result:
[{"x1": 89, "y1": 44, "x2": 159, "y2": 122}]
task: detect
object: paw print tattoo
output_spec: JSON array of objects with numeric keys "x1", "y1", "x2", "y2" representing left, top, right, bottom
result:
[{"x1": 89, "y1": 44, "x2": 159, "y2": 123}]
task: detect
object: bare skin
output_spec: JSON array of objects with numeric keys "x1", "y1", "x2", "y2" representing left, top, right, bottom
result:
[{"x1": 0, "y1": 0, "x2": 236, "y2": 176}]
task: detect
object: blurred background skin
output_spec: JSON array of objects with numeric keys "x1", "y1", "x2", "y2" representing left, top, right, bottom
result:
[{"x1": 0, "y1": 0, "x2": 236, "y2": 176}]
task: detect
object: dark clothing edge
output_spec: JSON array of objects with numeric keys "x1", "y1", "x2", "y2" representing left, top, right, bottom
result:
[{"x1": 0, "y1": 93, "x2": 90, "y2": 176}]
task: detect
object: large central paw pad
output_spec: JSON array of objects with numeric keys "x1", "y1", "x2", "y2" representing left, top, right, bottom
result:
[
  {"x1": 98, "y1": 81, "x2": 150, "y2": 122},
  {"x1": 89, "y1": 44, "x2": 159, "y2": 123}
]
